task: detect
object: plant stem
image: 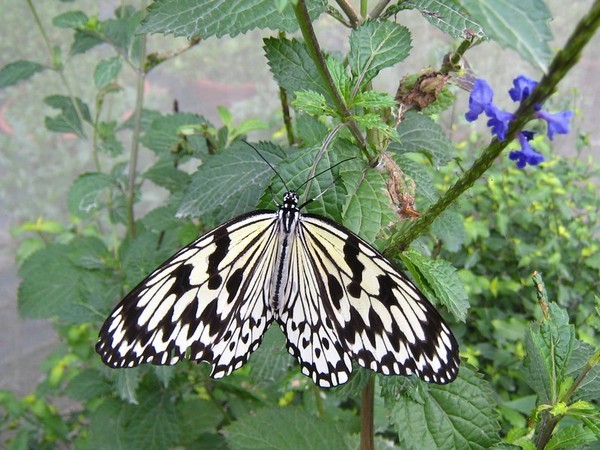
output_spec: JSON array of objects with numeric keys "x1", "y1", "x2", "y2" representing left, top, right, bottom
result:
[
  {"x1": 125, "y1": 0, "x2": 148, "y2": 239},
  {"x1": 369, "y1": 0, "x2": 392, "y2": 18},
  {"x1": 389, "y1": 0, "x2": 600, "y2": 254},
  {"x1": 360, "y1": 376, "x2": 375, "y2": 450},
  {"x1": 293, "y1": 0, "x2": 371, "y2": 159},
  {"x1": 335, "y1": 0, "x2": 361, "y2": 26}
]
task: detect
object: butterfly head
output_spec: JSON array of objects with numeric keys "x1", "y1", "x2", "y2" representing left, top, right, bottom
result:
[{"x1": 282, "y1": 191, "x2": 300, "y2": 210}]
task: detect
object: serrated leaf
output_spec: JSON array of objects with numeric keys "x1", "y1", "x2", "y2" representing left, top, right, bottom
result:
[
  {"x1": 390, "y1": 110, "x2": 454, "y2": 166},
  {"x1": 52, "y1": 10, "x2": 89, "y2": 29},
  {"x1": 44, "y1": 95, "x2": 91, "y2": 137},
  {"x1": 264, "y1": 37, "x2": 332, "y2": 103},
  {"x1": 458, "y1": 0, "x2": 552, "y2": 70},
  {"x1": 103, "y1": 7, "x2": 142, "y2": 56},
  {"x1": 140, "y1": 0, "x2": 327, "y2": 38},
  {"x1": 351, "y1": 90, "x2": 397, "y2": 109},
  {"x1": 116, "y1": 368, "x2": 141, "y2": 404},
  {"x1": 140, "y1": 112, "x2": 209, "y2": 156},
  {"x1": 545, "y1": 424, "x2": 597, "y2": 450},
  {"x1": 396, "y1": 155, "x2": 437, "y2": 203},
  {"x1": 66, "y1": 369, "x2": 112, "y2": 400},
  {"x1": 295, "y1": 114, "x2": 328, "y2": 146},
  {"x1": 224, "y1": 407, "x2": 347, "y2": 450},
  {"x1": 247, "y1": 327, "x2": 291, "y2": 387},
  {"x1": 0, "y1": 60, "x2": 46, "y2": 88},
  {"x1": 292, "y1": 90, "x2": 335, "y2": 116},
  {"x1": 400, "y1": 0, "x2": 485, "y2": 39},
  {"x1": 401, "y1": 249, "x2": 469, "y2": 321},
  {"x1": 348, "y1": 21, "x2": 411, "y2": 85},
  {"x1": 177, "y1": 141, "x2": 285, "y2": 222},
  {"x1": 18, "y1": 238, "x2": 117, "y2": 323},
  {"x1": 68, "y1": 172, "x2": 116, "y2": 219},
  {"x1": 94, "y1": 56, "x2": 122, "y2": 88},
  {"x1": 523, "y1": 303, "x2": 576, "y2": 404},
  {"x1": 177, "y1": 399, "x2": 224, "y2": 446},
  {"x1": 70, "y1": 29, "x2": 104, "y2": 56},
  {"x1": 89, "y1": 399, "x2": 130, "y2": 449},
  {"x1": 122, "y1": 391, "x2": 179, "y2": 449},
  {"x1": 432, "y1": 209, "x2": 465, "y2": 252},
  {"x1": 390, "y1": 366, "x2": 501, "y2": 449},
  {"x1": 143, "y1": 159, "x2": 191, "y2": 193},
  {"x1": 341, "y1": 168, "x2": 396, "y2": 242},
  {"x1": 567, "y1": 340, "x2": 600, "y2": 401},
  {"x1": 326, "y1": 56, "x2": 352, "y2": 101}
]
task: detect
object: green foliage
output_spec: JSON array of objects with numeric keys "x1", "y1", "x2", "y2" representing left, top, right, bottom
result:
[{"x1": 2, "y1": 1, "x2": 599, "y2": 449}]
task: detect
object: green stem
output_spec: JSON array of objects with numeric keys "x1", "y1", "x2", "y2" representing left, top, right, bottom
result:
[
  {"x1": 125, "y1": 0, "x2": 148, "y2": 239},
  {"x1": 293, "y1": 0, "x2": 371, "y2": 159},
  {"x1": 369, "y1": 0, "x2": 392, "y2": 18},
  {"x1": 360, "y1": 376, "x2": 375, "y2": 450},
  {"x1": 389, "y1": 0, "x2": 600, "y2": 255},
  {"x1": 334, "y1": 0, "x2": 361, "y2": 26}
]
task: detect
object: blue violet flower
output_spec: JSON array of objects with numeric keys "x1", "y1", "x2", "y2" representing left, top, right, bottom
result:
[{"x1": 465, "y1": 75, "x2": 573, "y2": 168}]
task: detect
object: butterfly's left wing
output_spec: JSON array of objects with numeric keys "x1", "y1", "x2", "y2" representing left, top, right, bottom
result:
[
  {"x1": 96, "y1": 211, "x2": 279, "y2": 379},
  {"x1": 278, "y1": 214, "x2": 459, "y2": 388}
]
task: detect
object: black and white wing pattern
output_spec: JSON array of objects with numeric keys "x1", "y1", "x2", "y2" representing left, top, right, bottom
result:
[
  {"x1": 278, "y1": 214, "x2": 459, "y2": 387},
  {"x1": 96, "y1": 211, "x2": 279, "y2": 379},
  {"x1": 96, "y1": 191, "x2": 460, "y2": 387}
]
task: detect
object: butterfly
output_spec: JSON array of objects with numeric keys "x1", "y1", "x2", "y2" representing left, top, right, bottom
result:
[{"x1": 96, "y1": 160, "x2": 460, "y2": 388}]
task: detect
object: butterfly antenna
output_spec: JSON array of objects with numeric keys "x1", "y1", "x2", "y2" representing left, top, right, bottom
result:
[
  {"x1": 298, "y1": 174, "x2": 344, "y2": 210},
  {"x1": 243, "y1": 140, "x2": 290, "y2": 192},
  {"x1": 296, "y1": 156, "x2": 356, "y2": 193}
]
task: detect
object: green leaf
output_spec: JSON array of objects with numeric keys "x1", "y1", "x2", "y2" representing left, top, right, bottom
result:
[
  {"x1": 348, "y1": 21, "x2": 411, "y2": 85},
  {"x1": 122, "y1": 391, "x2": 179, "y2": 449},
  {"x1": 44, "y1": 95, "x2": 91, "y2": 137},
  {"x1": 401, "y1": 249, "x2": 469, "y2": 321},
  {"x1": 247, "y1": 327, "x2": 291, "y2": 387},
  {"x1": 398, "y1": 0, "x2": 485, "y2": 40},
  {"x1": 116, "y1": 369, "x2": 141, "y2": 405},
  {"x1": 66, "y1": 369, "x2": 112, "y2": 401},
  {"x1": 390, "y1": 110, "x2": 454, "y2": 166},
  {"x1": 431, "y1": 210, "x2": 465, "y2": 253},
  {"x1": 18, "y1": 237, "x2": 117, "y2": 323},
  {"x1": 0, "y1": 60, "x2": 45, "y2": 88},
  {"x1": 458, "y1": 0, "x2": 552, "y2": 70},
  {"x1": 140, "y1": 0, "x2": 327, "y2": 38},
  {"x1": 224, "y1": 407, "x2": 347, "y2": 450},
  {"x1": 341, "y1": 168, "x2": 396, "y2": 242},
  {"x1": 143, "y1": 160, "x2": 191, "y2": 194},
  {"x1": 567, "y1": 340, "x2": 600, "y2": 401},
  {"x1": 264, "y1": 37, "x2": 332, "y2": 103},
  {"x1": 140, "y1": 112, "x2": 209, "y2": 156},
  {"x1": 545, "y1": 424, "x2": 597, "y2": 450},
  {"x1": 396, "y1": 154, "x2": 436, "y2": 202},
  {"x1": 523, "y1": 303, "x2": 576, "y2": 404},
  {"x1": 52, "y1": 10, "x2": 89, "y2": 28},
  {"x1": 292, "y1": 90, "x2": 335, "y2": 116},
  {"x1": 94, "y1": 56, "x2": 122, "y2": 88},
  {"x1": 389, "y1": 366, "x2": 501, "y2": 449},
  {"x1": 70, "y1": 29, "x2": 104, "y2": 56},
  {"x1": 89, "y1": 399, "x2": 129, "y2": 449},
  {"x1": 178, "y1": 141, "x2": 285, "y2": 222},
  {"x1": 103, "y1": 7, "x2": 142, "y2": 56},
  {"x1": 294, "y1": 114, "x2": 328, "y2": 146},
  {"x1": 177, "y1": 399, "x2": 224, "y2": 446},
  {"x1": 68, "y1": 172, "x2": 117, "y2": 219}
]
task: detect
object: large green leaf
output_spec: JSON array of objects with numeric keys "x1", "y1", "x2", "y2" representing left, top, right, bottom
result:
[
  {"x1": 264, "y1": 37, "x2": 331, "y2": 102},
  {"x1": 122, "y1": 391, "x2": 179, "y2": 449},
  {"x1": 389, "y1": 110, "x2": 454, "y2": 166},
  {"x1": 178, "y1": 141, "x2": 284, "y2": 222},
  {"x1": 68, "y1": 172, "x2": 117, "y2": 219},
  {"x1": 459, "y1": 0, "x2": 552, "y2": 70},
  {"x1": 139, "y1": 0, "x2": 327, "y2": 38},
  {"x1": 348, "y1": 21, "x2": 411, "y2": 85},
  {"x1": 223, "y1": 407, "x2": 347, "y2": 450},
  {"x1": 389, "y1": 367, "x2": 501, "y2": 449}
]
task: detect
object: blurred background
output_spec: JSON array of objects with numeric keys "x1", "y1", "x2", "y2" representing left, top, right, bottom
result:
[{"x1": 1, "y1": 0, "x2": 598, "y2": 395}]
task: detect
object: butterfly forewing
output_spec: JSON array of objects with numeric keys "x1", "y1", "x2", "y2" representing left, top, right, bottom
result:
[
  {"x1": 96, "y1": 211, "x2": 278, "y2": 378},
  {"x1": 97, "y1": 190, "x2": 460, "y2": 387}
]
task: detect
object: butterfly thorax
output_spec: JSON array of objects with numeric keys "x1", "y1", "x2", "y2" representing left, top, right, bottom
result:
[{"x1": 270, "y1": 191, "x2": 301, "y2": 312}]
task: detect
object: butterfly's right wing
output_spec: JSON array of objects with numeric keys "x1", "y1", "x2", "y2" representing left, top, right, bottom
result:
[{"x1": 96, "y1": 211, "x2": 278, "y2": 379}]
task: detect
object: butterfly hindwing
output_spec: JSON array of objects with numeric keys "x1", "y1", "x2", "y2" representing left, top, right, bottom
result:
[
  {"x1": 96, "y1": 211, "x2": 278, "y2": 379},
  {"x1": 279, "y1": 214, "x2": 459, "y2": 386}
]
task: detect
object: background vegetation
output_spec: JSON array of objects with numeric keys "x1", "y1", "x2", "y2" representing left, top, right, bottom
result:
[{"x1": 1, "y1": 0, "x2": 599, "y2": 449}]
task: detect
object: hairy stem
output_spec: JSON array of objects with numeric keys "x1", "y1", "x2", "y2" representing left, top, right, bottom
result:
[
  {"x1": 293, "y1": 0, "x2": 371, "y2": 158},
  {"x1": 125, "y1": 0, "x2": 148, "y2": 239},
  {"x1": 389, "y1": 0, "x2": 600, "y2": 254}
]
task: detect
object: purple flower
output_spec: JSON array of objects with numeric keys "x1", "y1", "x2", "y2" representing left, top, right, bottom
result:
[
  {"x1": 535, "y1": 110, "x2": 573, "y2": 140},
  {"x1": 465, "y1": 79, "x2": 494, "y2": 122},
  {"x1": 509, "y1": 131, "x2": 545, "y2": 168},
  {"x1": 509, "y1": 75, "x2": 538, "y2": 103},
  {"x1": 485, "y1": 104, "x2": 515, "y2": 141}
]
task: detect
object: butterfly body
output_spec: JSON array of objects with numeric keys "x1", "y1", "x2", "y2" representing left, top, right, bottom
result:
[{"x1": 97, "y1": 190, "x2": 459, "y2": 388}]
